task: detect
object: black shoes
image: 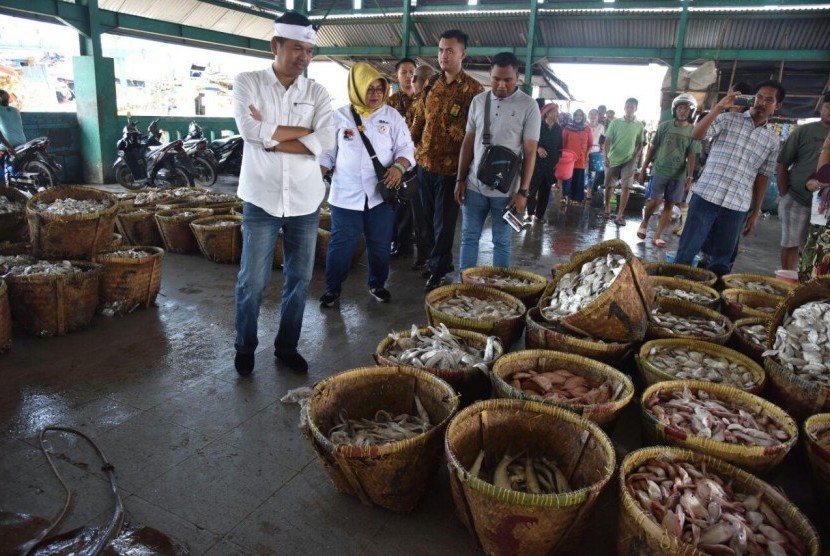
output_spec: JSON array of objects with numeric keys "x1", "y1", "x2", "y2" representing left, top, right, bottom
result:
[
  {"x1": 275, "y1": 351, "x2": 309, "y2": 373},
  {"x1": 319, "y1": 291, "x2": 340, "y2": 308},
  {"x1": 369, "y1": 287, "x2": 391, "y2": 303},
  {"x1": 411, "y1": 260, "x2": 428, "y2": 271},
  {"x1": 425, "y1": 274, "x2": 445, "y2": 292},
  {"x1": 390, "y1": 243, "x2": 413, "y2": 258},
  {"x1": 234, "y1": 352, "x2": 255, "y2": 376}
]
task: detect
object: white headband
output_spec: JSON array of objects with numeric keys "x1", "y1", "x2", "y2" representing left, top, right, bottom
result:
[{"x1": 274, "y1": 22, "x2": 317, "y2": 45}]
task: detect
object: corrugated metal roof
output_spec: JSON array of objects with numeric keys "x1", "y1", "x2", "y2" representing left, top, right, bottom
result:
[
  {"x1": 685, "y1": 17, "x2": 830, "y2": 51},
  {"x1": 538, "y1": 17, "x2": 678, "y2": 49},
  {"x1": 317, "y1": 21, "x2": 406, "y2": 47}
]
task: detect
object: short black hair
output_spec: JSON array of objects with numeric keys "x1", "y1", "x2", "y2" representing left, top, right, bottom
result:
[
  {"x1": 733, "y1": 81, "x2": 752, "y2": 95},
  {"x1": 625, "y1": 97, "x2": 638, "y2": 106},
  {"x1": 597, "y1": 104, "x2": 606, "y2": 111},
  {"x1": 491, "y1": 52, "x2": 520, "y2": 72},
  {"x1": 440, "y1": 29, "x2": 469, "y2": 49},
  {"x1": 395, "y1": 58, "x2": 417, "y2": 71},
  {"x1": 754, "y1": 79, "x2": 786, "y2": 103}
]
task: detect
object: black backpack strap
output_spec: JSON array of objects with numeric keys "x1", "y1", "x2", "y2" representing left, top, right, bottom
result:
[
  {"x1": 350, "y1": 105, "x2": 387, "y2": 177},
  {"x1": 482, "y1": 92, "x2": 492, "y2": 146}
]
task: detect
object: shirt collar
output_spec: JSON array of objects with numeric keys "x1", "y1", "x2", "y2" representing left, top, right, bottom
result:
[{"x1": 265, "y1": 66, "x2": 307, "y2": 93}]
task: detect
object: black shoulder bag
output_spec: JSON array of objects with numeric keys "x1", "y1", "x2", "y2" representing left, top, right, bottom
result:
[
  {"x1": 349, "y1": 106, "x2": 419, "y2": 206},
  {"x1": 476, "y1": 93, "x2": 521, "y2": 194}
]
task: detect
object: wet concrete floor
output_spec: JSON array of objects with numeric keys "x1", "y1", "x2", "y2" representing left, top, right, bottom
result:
[{"x1": 1, "y1": 178, "x2": 827, "y2": 554}]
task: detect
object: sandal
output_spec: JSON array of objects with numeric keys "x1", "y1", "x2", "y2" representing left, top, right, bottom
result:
[
  {"x1": 603, "y1": 211, "x2": 611, "y2": 219},
  {"x1": 652, "y1": 238, "x2": 667, "y2": 248},
  {"x1": 636, "y1": 226, "x2": 647, "y2": 240},
  {"x1": 614, "y1": 217, "x2": 626, "y2": 226}
]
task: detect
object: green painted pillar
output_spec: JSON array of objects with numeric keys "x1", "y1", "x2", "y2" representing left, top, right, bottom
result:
[
  {"x1": 523, "y1": 0, "x2": 540, "y2": 95},
  {"x1": 73, "y1": 56, "x2": 118, "y2": 183},
  {"x1": 401, "y1": 0, "x2": 412, "y2": 59},
  {"x1": 670, "y1": 0, "x2": 690, "y2": 94}
]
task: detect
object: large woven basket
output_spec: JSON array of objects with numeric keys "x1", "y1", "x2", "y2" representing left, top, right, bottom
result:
[
  {"x1": 425, "y1": 284, "x2": 526, "y2": 346},
  {"x1": 617, "y1": 447, "x2": 820, "y2": 556},
  {"x1": 190, "y1": 215, "x2": 243, "y2": 264},
  {"x1": 646, "y1": 297, "x2": 734, "y2": 344},
  {"x1": 314, "y1": 228, "x2": 365, "y2": 268},
  {"x1": 202, "y1": 201, "x2": 241, "y2": 215},
  {"x1": 4, "y1": 261, "x2": 102, "y2": 337},
  {"x1": 722, "y1": 272, "x2": 795, "y2": 297},
  {"x1": 0, "y1": 186, "x2": 28, "y2": 242},
  {"x1": 649, "y1": 276, "x2": 720, "y2": 310},
  {"x1": 643, "y1": 261, "x2": 718, "y2": 287},
  {"x1": 490, "y1": 349, "x2": 634, "y2": 427},
  {"x1": 524, "y1": 307, "x2": 634, "y2": 364},
  {"x1": 804, "y1": 414, "x2": 830, "y2": 499},
  {"x1": 720, "y1": 287, "x2": 783, "y2": 320},
  {"x1": 319, "y1": 208, "x2": 331, "y2": 231},
  {"x1": 374, "y1": 327, "x2": 503, "y2": 406},
  {"x1": 26, "y1": 186, "x2": 118, "y2": 259},
  {"x1": 763, "y1": 277, "x2": 830, "y2": 420},
  {"x1": 445, "y1": 399, "x2": 616, "y2": 555},
  {"x1": 154, "y1": 207, "x2": 213, "y2": 254},
  {"x1": 640, "y1": 380, "x2": 797, "y2": 474},
  {"x1": 93, "y1": 246, "x2": 165, "y2": 313},
  {"x1": 115, "y1": 208, "x2": 163, "y2": 247},
  {"x1": 729, "y1": 317, "x2": 770, "y2": 363},
  {"x1": 538, "y1": 239, "x2": 654, "y2": 343},
  {"x1": 272, "y1": 231, "x2": 284, "y2": 269},
  {"x1": 636, "y1": 339, "x2": 766, "y2": 395},
  {"x1": 305, "y1": 366, "x2": 458, "y2": 512},
  {"x1": 0, "y1": 280, "x2": 10, "y2": 353},
  {"x1": 460, "y1": 266, "x2": 548, "y2": 306}
]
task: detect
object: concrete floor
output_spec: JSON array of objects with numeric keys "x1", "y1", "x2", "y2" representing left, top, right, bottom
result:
[{"x1": 1, "y1": 179, "x2": 827, "y2": 554}]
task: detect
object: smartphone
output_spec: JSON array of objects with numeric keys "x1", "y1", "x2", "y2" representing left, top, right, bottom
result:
[
  {"x1": 733, "y1": 95, "x2": 756, "y2": 107},
  {"x1": 502, "y1": 207, "x2": 528, "y2": 233}
]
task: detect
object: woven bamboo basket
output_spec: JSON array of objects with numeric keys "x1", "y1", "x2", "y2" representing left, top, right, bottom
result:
[
  {"x1": 305, "y1": 366, "x2": 458, "y2": 512},
  {"x1": 0, "y1": 280, "x2": 11, "y2": 353},
  {"x1": 314, "y1": 228, "x2": 366, "y2": 268},
  {"x1": 646, "y1": 297, "x2": 734, "y2": 344},
  {"x1": 649, "y1": 276, "x2": 720, "y2": 310},
  {"x1": 0, "y1": 244, "x2": 33, "y2": 274},
  {"x1": 154, "y1": 207, "x2": 214, "y2": 254},
  {"x1": 722, "y1": 272, "x2": 795, "y2": 297},
  {"x1": 425, "y1": 284, "x2": 526, "y2": 346},
  {"x1": 617, "y1": 447, "x2": 820, "y2": 556},
  {"x1": 640, "y1": 380, "x2": 797, "y2": 474},
  {"x1": 374, "y1": 327, "x2": 503, "y2": 405},
  {"x1": 190, "y1": 215, "x2": 243, "y2": 264},
  {"x1": 4, "y1": 261, "x2": 102, "y2": 337},
  {"x1": 643, "y1": 261, "x2": 718, "y2": 287},
  {"x1": 804, "y1": 414, "x2": 830, "y2": 499},
  {"x1": 155, "y1": 200, "x2": 205, "y2": 211},
  {"x1": 445, "y1": 399, "x2": 616, "y2": 555},
  {"x1": 0, "y1": 186, "x2": 29, "y2": 242},
  {"x1": 636, "y1": 339, "x2": 766, "y2": 395},
  {"x1": 93, "y1": 246, "x2": 165, "y2": 313},
  {"x1": 730, "y1": 317, "x2": 771, "y2": 363},
  {"x1": 110, "y1": 233, "x2": 123, "y2": 249},
  {"x1": 550, "y1": 261, "x2": 567, "y2": 280},
  {"x1": 26, "y1": 186, "x2": 118, "y2": 259},
  {"x1": 115, "y1": 208, "x2": 163, "y2": 247},
  {"x1": 524, "y1": 307, "x2": 634, "y2": 364},
  {"x1": 490, "y1": 349, "x2": 634, "y2": 427},
  {"x1": 461, "y1": 266, "x2": 548, "y2": 306},
  {"x1": 721, "y1": 288, "x2": 783, "y2": 320},
  {"x1": 203, "y1": 201, "x2": 241, "y2": 215},
  {"x1": 319, "y1": 209, "x2": 332, "y2": 232},
  {"x1": 272, "y1": 231, "x2": 284, "y2": 269},
  {"x1": 538, "y1": 239, "x2": 655, "y2": 343},
  {"x1": 0, "y1": 241, "x2": 31, "y2": 256},
  {"x1": 763, "y1": 277, "x2": 830, "y2": 420}
]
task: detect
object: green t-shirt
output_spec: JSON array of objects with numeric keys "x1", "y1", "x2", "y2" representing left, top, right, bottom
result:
[
  {"x1": 778, "y1": 121, "x2": 830, "y2": 207},
  {"x1": 651, "y1": 120, "x2": 702, "y2": 180},
  {"x1": 605, "y1": 117, "x2": 644, "y2": 168}
]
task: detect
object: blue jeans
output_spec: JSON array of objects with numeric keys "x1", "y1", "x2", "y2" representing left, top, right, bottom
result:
[
  {"x1": 675, "y1": 194, "x2": 747, "y2": 276},
  {"x1": 459, "y1": 189, "x2": 512, "y2": 271},
  {"x1": 325, "y1": 202, "x2": 394, "y2": 293},
  {"x1": 235, "y1": 202, "x2": 319, "y2": 356}
]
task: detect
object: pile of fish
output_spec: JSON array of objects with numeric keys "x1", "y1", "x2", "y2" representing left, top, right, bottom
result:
[
  {"x1": 735, "y1": 322, "x2": 769, "y2": 350},
  {"x1": 100, "y1": 249, "x2": 154, "y2": 259},
  {"x1": 134, "y1": 187, "x2": 206, "y2": 206},
  {"x1": 433, "y1": 294, "x2": 521, "y2": 321},
  {"x1": 654, "y1": 284, "x2": 717, "y2": 306},
  {"x1": 727, "y1": 278, "x2": 788, "y2": 296},
  {"x1": 466, "y1": 273, "x2": 537, "y2": 288},
  {"x1": 645, "y1": 346, "x2": 759, "y2": 390},
  {"x1": 505, "y1": 368, "x2": 623, "y2": 405},
  {"x1": 627, "y1": 455, "x2": 806, "y2": 555},
  {"x1": 200, "y1": 192, "x2": 237, "y2": 204},
  {"x1": 812, "y1": 426, "x2": 830, "y2": 451},
  {"x1": 328, "y1": 395, "x2": 432, "y2": 447},
  {"x1": 650, "y1": 308, "x2": 727, "y2": 338},
  {"x1": 161, "y1": 210, "x2": 203, "y2": 219},
  {"x1": 34, "y1": 197, "x2": 114, "y2": 215},
  {"x1": 645, "y1": 386, "x2": 791, "y2": 447},
  {"x1": 468, "y1": 450, "x2": 573, "y2": 494},
  {"x1": 762, "y1": 300, "x2": 830, "y2": 387},
  {"x1": 0, "y1": 254, "x2": 35, "y2": 273},
  {"x1": 198, "y1": 219, "x2": 239, "y2": 227},
  {"x1": 542, "y1": 253, "x2": 627, "y2": 319},
  {"x1": 124, "y1": 208, "x2": 154, "y2": 216},
  {"x1": 0, "y1": 196, "x2": 24, "y2": 214},
  {"x1": 3, "y1": 259, "x2": 83, "y2": 277},
  {"x1": 384, "y1": 324, "x2": 498, "y2": 371}
]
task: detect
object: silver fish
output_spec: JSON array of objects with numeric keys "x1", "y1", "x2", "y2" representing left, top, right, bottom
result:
[
  {"x1": 646, "y1": 346, "x2": 759, "y2": 390},
  {"x1": 543, "y1": 253, "x2": 626, "y2": 319},
  {"x1": 467, "y1": 274, "x2": 536, "y2": 288},
  {"x1": 3, "y1": 259, "x2": 82, "y2": 277},
  {"x1": 650, "y1": 308, "x2": 727, "y2": 338},
  {"x1": 101, "y1": 249, "x2": 154, "y2": 259},
  {"x1": 654, "y1": 284, "x2": 717, "y2": 306},
  {"x1": 34, "y1": 197, "x2": 113, "y2": 215},
  {"x1": 328, "y1": 396, "x2": 432, "y2": 447},
  {"x1": 434, "y1": 294, "x2": 521, "y2": 320},
  {"x1": 0, "y1": 196, "x2": 25, "y2": 214},
  {"x1": 735, "y1": 323, "x2": 768, "y2": 349},
  {"x1": 385, "y1": 324, "x2": 498, "y2": 372},
  {"x1": 728, "y1": 278, "x2": 788, "y2": 296},
  {"x1": 762, "y1": 300, "x2": 830, "y2": 387}
]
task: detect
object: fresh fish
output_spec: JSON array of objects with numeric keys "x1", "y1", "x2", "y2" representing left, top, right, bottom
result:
[
  {"x1": 645, "y1": 346, "x2": 759, "y2": 390},
  {"x1": 654, "y1": 284, "x2": 717, "y2": 306},
  {"x1": 0, "y1": 196, "x2": 24, "y2": 214},
  {"x1": 727, "y1": 278, "x2": 789, "y2": 296},
  {"x1": 466, "y1": 274, "x2": 536, "y2": 288},
  {"x1": 134, "y1": 187, "x2": 237, "y2": 207},
  {"x1": 3, "y1": 259, "x2": 83, "y2": 277},
  {"x1": 34, "y1": 197, "x2": 114, "y2": 215},
  {"x1": 812, "y1": 426, "x2": 830, "y2": 451},
  {"x1": 100, "y1": 248, "x2": 154, "y2": 259},
  {"x1": 433, "y1": 294, "x2": 521, "y2": 321},
  {"x1": 384, "y1": 324, "x2": 499, "y2": 372},
  {"x1": 505, "y1": 367, "x2": 622, "y2": 406},
  {"x1": 762, "y1": 300, "x2": 830, "y2": 387},
  {"x1": 0, "y1": 254, "x2": 35, "y2": 273},
  {"x1": 328, "y1": 395, "x2": 432, "y2": 447},
  {"x1": 475, "y1": 451, "x2": 573, "y2": 495},
  {"x1": 542, "y1": 253, "x2": 627, "y2": 319},
  {"x1": 650, "y1": 308, "x2": 727, "y2": 338},
  {"x1": 735, "y1": 323, "x2": 768, "y2": 350}
]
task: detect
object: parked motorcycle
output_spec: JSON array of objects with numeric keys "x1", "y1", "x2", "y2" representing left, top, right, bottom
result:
[
  {"x1": 209, "y1": 135, "x2": 243, "y2": 176},
  {"x1": 181, "y1": 122, "x2": 217, "y2": 187},
  {"x1": 113, "y1": 120, "x2": 195, "y2": 190},
  {"x1": 2, "y1": 137, "x2": 62, "y2": 194}
]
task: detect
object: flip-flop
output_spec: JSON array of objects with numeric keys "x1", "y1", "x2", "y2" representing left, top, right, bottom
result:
[
  {"x1": 652, "y1": 238, "x2": 667, "y2": 248},
  {"x1": 636, "y1": 226, "x2": 647, "y2": 240},
  {"x1": 614, "y1": 217, "x2": 626, "y2": 226},
  {"x1": 603, "y1": 211, "x2": 611, "y2": 219}
]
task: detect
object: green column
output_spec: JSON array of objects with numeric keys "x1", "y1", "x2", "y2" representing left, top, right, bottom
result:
[
  {"x1": 401, "y1": 0, "x2": 413, "y2": 59},
  {"x1": 73, "y1": 56, "x2": 119, "y2": 183},
  {"x1": 523, "y1": 0, "x2": 540, "y2": 95},
  {"x1": 670, "y1": 0, "x2": 690, "y2": 94}
]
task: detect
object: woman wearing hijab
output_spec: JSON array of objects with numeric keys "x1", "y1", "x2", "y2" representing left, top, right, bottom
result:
[
  {"x1": 561, "y1": 109, "x2": 593, "y2": 204},
  {"x1": 319, "y1": 63, "x2": 415, "y2": 307}
]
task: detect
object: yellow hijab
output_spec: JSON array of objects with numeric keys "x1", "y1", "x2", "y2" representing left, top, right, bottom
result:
[{"x1": 348, "y1": 62, "x2": 388, "y2": 119}]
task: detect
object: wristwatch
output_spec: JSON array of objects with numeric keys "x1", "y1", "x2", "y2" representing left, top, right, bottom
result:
[{"x1": 517, "y1": 189, "x2": 529, "y2": 197}]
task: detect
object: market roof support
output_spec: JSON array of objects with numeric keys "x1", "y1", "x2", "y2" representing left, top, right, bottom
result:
[{"x1": 523, "y1": 0, "x2": 540, "y2": 95}]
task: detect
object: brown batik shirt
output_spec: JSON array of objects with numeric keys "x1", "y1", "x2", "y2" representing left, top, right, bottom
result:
[
  {"x1": 386, "y1": 91, "x2": 414, "y2": 119},
  {"x1": 410, "y1": 70, "x2": 484, "y2": 176},
  {"x1": 404, "y1": 92, "x2": 423, "y2": 131}
]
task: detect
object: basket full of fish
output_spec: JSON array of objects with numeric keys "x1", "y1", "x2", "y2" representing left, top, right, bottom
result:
[
  {"x1": 132, "y1": 186, "x2": 211, "y2": 208},
  {"x1": 93, "y1": 246, "x2": 165, "y2": 315},
  {"x1": 444, "y1": 399, "x2": 616, "y2": 555},
  {"x1": 154, "y1": 207, "x2": 214, "y2": 254},
  {"x1": 650, "y1": 276, "x2": 720, "y2": 310},
  {"x1": 524, "y1": 307, "x2": 634, "y2": 365},
  {"x1": 640, "y1": 381, "x2": 797, "y2": 474},
  {"x1": 491, "y1": 349, "x2": 634, "y2": 426},
  {"x1": 305, "y1": 366, "x2": 458, "y2": 512},
  {"x1": 26, "y1": 186, "x2": 119, "y2": 259},
  {"x1": 115, "y1": 208, "x2": 163, "y2": 247},
  {"x1": 643, "y1": 261, "x2": 718, "y2": 287},
  {"x1": 460, "y1": 266, "x2": 548, "y2": 305},
  {"x1": 0, "y1": 186, "x2": 28, "y2": 242},
  {"x1": 3, "y1": 259, "x2": 102, "y2": 337},
  {"x1": 722, "y1": 273, "x2": 795, "y2": 297},
  {"x1": 425, "y1": 284, "x2": 526, "y2": 346},
  {"x1": 0, "y1": 279, "x2": 10, "y2": 353},
  {"x1": 647, "y1": 298, "x2": 734, "y2": 344},
  {"x1": 803, "y1": 413, "x2": 830, "y2": 498},
  {"x1": 538, "y1": 239, "x2": 654, "y2": 343},
  {"x1": 636, "y1": 339, "x2": 766, "y2": 395},
  {"x1": 617, "y1": 447, "x2": 820, "y2": 556},
  {"x1": 762, "y1": 277, "x2": 830, "y2": 419},
  {"x1": 374, "y1": 324, "x2": 503, "y2": 405},
  {"x1": 721, "y1": 288, "x2": 783, "y2": 321},
  {"x1": 730, "y1": 317, "x2": 770, "y2": 364},
  {"x1": 190, "y1": 215, "x2": 243, "y2": 264}
]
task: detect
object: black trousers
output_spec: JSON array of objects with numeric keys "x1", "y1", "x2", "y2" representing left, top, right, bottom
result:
[
  {"x1": 526, "y1": 164, "x2": 555, "y2": 218},
  {"x1": 391, "y1": 202, "x2": 414, "y2": 253},
  {"x1": 417, "y1": 168, "x2": 459, "y2": 276}
]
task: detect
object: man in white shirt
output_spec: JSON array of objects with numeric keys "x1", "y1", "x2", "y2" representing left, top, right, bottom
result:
[{"x1": 233, "y1": 11, "x2": 335, "y2": 376}]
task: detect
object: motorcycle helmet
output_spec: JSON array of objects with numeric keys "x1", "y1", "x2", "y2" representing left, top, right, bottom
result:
[
  {"x1": 188, "y1": 122, "x2": 203, "y2": 137},
  {"x1": 671, "y1": 93, "x2": 697, "y2": 121}
]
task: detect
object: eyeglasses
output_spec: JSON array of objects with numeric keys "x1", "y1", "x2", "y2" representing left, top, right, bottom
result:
[{"x1": 367, "y1": 87, "x2": 385, "y2": 94}]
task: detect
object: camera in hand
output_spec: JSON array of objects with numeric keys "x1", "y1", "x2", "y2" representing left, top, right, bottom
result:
[
  {"x1": 502, "y1": 207, "x2": 528, "y2": 233},
  {"x1": 733, "y1": 95, "x2": 756, "y2": 107}
]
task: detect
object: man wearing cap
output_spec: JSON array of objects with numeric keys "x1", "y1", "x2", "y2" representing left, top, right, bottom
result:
[{"x1": 232, "y1": 11, "x2": 335, "y2": 376}]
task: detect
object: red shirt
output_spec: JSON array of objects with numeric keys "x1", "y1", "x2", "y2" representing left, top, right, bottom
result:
[{"x1": 562, "y1": 126, "x2": 593, "y2": 169}]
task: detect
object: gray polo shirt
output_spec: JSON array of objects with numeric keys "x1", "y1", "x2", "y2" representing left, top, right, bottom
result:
[{"x1": 466, "y1": 89, "x2": 541, "y2": 198}]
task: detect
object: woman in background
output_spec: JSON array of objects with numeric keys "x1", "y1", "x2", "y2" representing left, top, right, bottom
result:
[{"x1": 561, "y1": 109, "x2": 593, "y2": 205}]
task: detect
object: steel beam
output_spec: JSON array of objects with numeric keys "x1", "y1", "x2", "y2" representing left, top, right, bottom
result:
[{"x1": 671, "y1": 0, "x2": 690, "y2": 94}]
